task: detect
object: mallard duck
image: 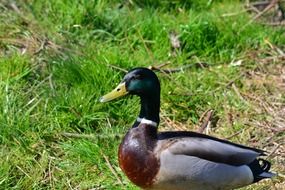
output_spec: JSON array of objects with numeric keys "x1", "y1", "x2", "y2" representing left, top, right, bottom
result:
[{"x1": 100, "y1": 67, "x2": 275, "y2": 190}]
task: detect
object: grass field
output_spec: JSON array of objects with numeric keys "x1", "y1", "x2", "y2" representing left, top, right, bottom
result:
[{"x1": 0, "y1": 0, "x2": 285, "y2": 189}]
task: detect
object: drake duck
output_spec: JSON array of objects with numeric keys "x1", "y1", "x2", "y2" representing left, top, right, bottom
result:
[{"x1": 100, "y1": 67, "x2": 275, "y2": 190}]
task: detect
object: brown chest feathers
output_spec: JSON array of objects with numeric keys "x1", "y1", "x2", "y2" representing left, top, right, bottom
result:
[{"x1": 118, "y1": 124, "x2": 160, "y2": 188}]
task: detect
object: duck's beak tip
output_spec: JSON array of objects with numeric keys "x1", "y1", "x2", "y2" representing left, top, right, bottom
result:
[{"x1": 99, "y1": 96, "x2": 106, "y2": 103}]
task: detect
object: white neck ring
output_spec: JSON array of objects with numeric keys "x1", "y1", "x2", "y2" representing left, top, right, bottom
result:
[{"x1": 136, "y1": 117, "x2": 158, "y2": 127}]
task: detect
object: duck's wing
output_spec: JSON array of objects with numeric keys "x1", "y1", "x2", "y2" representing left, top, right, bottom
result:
[{"x1": 157, "y1": 131, "x2": 265, "y2": 166}]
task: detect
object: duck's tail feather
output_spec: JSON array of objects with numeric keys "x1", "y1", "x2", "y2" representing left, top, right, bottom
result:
[{"x1": 248, "y1": 158, "x2": 276, "y2": 183}]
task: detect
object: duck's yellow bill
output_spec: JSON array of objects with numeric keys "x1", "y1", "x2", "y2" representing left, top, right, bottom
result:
[{"x1": 100, "y1": 82, "x2": 128, "y2": 103}]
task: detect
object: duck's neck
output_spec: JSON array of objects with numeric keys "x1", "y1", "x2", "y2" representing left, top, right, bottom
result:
[{"x1": 133, "y1": 94, "x2": 160, "y2": 128}]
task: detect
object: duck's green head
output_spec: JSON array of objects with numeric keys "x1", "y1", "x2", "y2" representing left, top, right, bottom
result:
[{"x1": 100, "y1": 67, "x2": 160, "y2": 102}]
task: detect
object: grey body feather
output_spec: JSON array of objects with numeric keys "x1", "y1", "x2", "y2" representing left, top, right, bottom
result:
[
  {"x1": 149, "y1": 137, "x2": 266, "y2": 190},
  {"x1": 164, "y1": 137, "x2": 261, "y2": 165}
]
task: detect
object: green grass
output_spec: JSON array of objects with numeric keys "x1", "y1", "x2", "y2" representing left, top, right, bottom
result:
[{"x1": 0, "y1": 0, "x2": 284, "y2": 189}]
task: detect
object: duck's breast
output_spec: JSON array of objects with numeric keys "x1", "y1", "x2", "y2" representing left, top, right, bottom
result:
[{"x1": 118, "y1": 125, "x2": 160, "y2": 188}]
